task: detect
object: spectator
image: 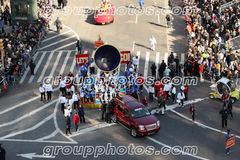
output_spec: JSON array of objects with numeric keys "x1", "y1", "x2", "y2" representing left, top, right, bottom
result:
[
  {"x1": 65, "y1": 116, "x2": 72, "y2": 136},
  {"x1": 73, "y1": 111, "x2": 80, "y2": 132},
  {"x1": 78, "y1": 104, "x2": 85, "y2": 123}
]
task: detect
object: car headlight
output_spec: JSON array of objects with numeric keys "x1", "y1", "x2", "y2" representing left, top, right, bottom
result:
[
  {"x1": 139, "y1": 125, "x2": 145, "y2": 131},
  {"x1": 157, "y1": 120, "x2": 160, "y2": 127}
]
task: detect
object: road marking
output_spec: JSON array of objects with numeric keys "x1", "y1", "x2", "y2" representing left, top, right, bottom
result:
[
  {"x1": 48, "y1": 26, "x2": 66, "y2": 33},
  {"x1": 52, "y1": 41, "x2": 77, "y2": 52},
  {"x1": 146, "y1": 137, "x2": 209, "y2": 160},
  {"x1": 0, "y1": 88, "x2": 59, "y2": 116},
  {"x1": 40, "y1": 35, "x2": 76, "y2": 50},
  {"x1": 0, "y1": 99, "x2": 57, "y2": 128},
  {"x1": 42, "y1": 30, "x2": 72, "y2": 42},
  {"x1": 17, "y1": 153, "x2": 55, "y2": 159},
  {"x1": 37, "y1": 51, "x2": 55, "y2": 82},
  {"x1": 0, "y1": 139, "x2": 77, "y2": 144},
  {"x1": 170, "y1": 109, "x2": 240, "y2": 139},
  {"x1": 36, "y1": 130, "x2": 59, "y2": 141},
  {"x1": 69, "y1": 123, "x2": 116, "y2": 138},
  {"x1": 19, "y1": 52, "x2": 39, "y2": 84},
  {"x1": 144, "y1": 52, "x2": 150, "y2": 78},
  {"x1": 132, "y1": 41, "x2": 135, "y2": 51},
  {"x1": 181, "y1": 53, "x2": 185, "y2": 64},
  {"x1": 63, "y1": 24, "x2": 80, "y2": 40},
  {"x1": 136, "y1": 51, "x2": 140, "y2": 76},
  {"x1": 155, "y1": 52, "x2": 160, "y2": 79},
  {"x1": 59, "y1": 51, "x2": 72, "y2": 75},
  {"x1": 28, "y1": 52, "x2": 47, "y2": 83},
  {"x1": 0, "y1": 114, "x2": 54, "y2": 139},
  {"x1": 49, "y1": 51, "x2": 63, "y2": 78},
  {"x1": 135, "y1": 15, "x2": 138, "y2": 24},
  {"x1": 70, "y1": 53, "x2": 76, "y2": 74},
  {"x1": 164, "y1": 52, "x2": 168, "y2": 65}
]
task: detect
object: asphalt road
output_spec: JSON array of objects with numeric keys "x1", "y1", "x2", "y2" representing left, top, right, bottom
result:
[{"x1": 0, "y1": 0, "x2": 239, "y2": 160}]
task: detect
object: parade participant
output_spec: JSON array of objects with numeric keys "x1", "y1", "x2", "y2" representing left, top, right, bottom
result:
[
  {"x1": 89, "y1": 58, "x2": 95, "y2": 74},
  {"x1": 58, "y1": 94, "x2": 67, "y2": 114},
  {"x1": 65, "y1": 116, "x2": 72, "y2": 136},
  {"x1": 64, "y1": 105, "x2": 72, "y2": 118},
  {"x1": 54, "y1": 17, "x2": 62, "y2": 33},
  {"x1": 149, "y1": 35, "x2": 157, "y2": 51},
  {"x1": 106, "y1": 101, "x2": 112, "y2": 123},
  {"x1": 222, "y1": 90, "x2": 229, "y2": 107},
  {"x1": 78, "y1": 104, "x2": 85, "y2": 123},
  {"x1": 90, "y1": 88, "x2": 95, "y2": 102},
  {"x1": 138, "y1": 0, "x2": 144, "y2": 10},
  {"x1": 39, "y1": 84, "x2": 45, "y2": 101},
  {"x1": 219, "y1": 106, "x2": 230, "y2": 128},
  {"x1": 143, "y1": 95, "x2": 148, "y2": 107},
  {"x1": 225, "y1": 129, "x2": 234, "y2": 154},
  {"x1": 171, "y1": 84, "x2": 176, "y2": 103},
  {"x1": 59, "y1": 79, "x2": 66, "y2": 96},
  {"x1": 138, "y1": 74, "x2": 144, "y2": 92},
  {"x1": 148, "y1": 84, "x2": 154, "y2": 102},
  {"x1": 154, "y1": 79, "x2": 163, "y2": 97},
  {"x1": 156, "y1": 93, "x2": 165, "y2": 115},
  {"x1": 177, "y1": 90, "x2": 185, "y2": 107},
  {"x1": 227, "y1": 98, "x2": 233, "y2": 118},
  {"x1": 164, "y1": 81, "x2": 171, "y2": 100},
  {"x1": 45, "y1": 82, "x2": 53, "y2": 102},
  {"x1": 73, "y1": 111, "x2": 80, "y2": 132},
  {"x1": 76, "y1": 40, "x2": 82, "y2": 54},
  {"x1": 184, "y1": 84, "x2": 189, "y2": 100},
  {"x1": 72, "y1": 91, "x2": 80, "y2": 110},
  {"x1": 189, "y1": 104, "x2": 195, "y2": 122},
  {"x1": 131, "y1": 90, "x2": 138, "y2": 100},
  {"x1": 132, "y1": 56, "x2": 139, "y2": 71}
]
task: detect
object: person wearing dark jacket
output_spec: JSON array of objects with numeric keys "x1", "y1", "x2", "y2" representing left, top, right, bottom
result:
[
  {"x1": 158, "y1": 60, "x2": 166, "y2": 79},
  {"x1": 65, "y1": 116, "x2": 72, "y2": 136},
  {"x1": 227, "y1": 99, "x2": 233, "y2": 118},
  {"x1": 150, "y1": 63, "x2": 156, "y2": 79},
  {"x1": 219, "y1": 106, "x2": 230, "y2": 128},
  {"x1": 78, "y1": 104, "x2": 85, "y2": 123},
  {"x1": 76, "y1": 40, "x2": 82, "y2": 54},
  {"x1": 0, "y1": 143, "x2": 6, "y2": 160},
  {"x1": 101, "y1": 101, "x2": 107, "y2": 120},
  {"x1": 106, "y1": 102, "x2": 112, "y2": 123},
  {"x1": 131, "y1": 90, "x2": 138, "y2": 100},
  {"x1": 29, "y1": 58, "x2": 35, "y2": 75}
]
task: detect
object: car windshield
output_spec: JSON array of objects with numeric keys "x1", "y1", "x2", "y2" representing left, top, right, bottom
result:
[{"x1": 130, "y1": 107, "x2": 150, "y2": 119}]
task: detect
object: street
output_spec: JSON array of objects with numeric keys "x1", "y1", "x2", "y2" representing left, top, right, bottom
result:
[{"x1": 0, "y1": 0, "x2": 240, "y2": 159}]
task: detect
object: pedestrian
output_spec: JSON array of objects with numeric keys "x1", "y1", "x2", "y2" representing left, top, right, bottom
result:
[
  {"x1": 159, "y1": 60, "x2": 166, "y2": 79},
  {"x1": 199, "y1": 62, "x2": 204, "y2": 82},
  {"x1": 59, "y1": 79, "x2": 67, "y2": 96},
  {"x1": 138, "y1": 0, "x2": 144, "y2": 10},
  {"x1": 58, "y1": 94, "x2": 67, "y2": 114},
  {"x1": 171, "y1": 84, "x2": 176, "y2": 103},
  {"x1": 184, "y1": 84, "x2": 189, "y2": 100},
  {"x1": 151, "y1": 63, "x2": 156, "y2": 79},
  {"x1": 39, "y1": 84, "x2": 45, "y2": 101},
  {"x1": 156, "y1": 93, "x2": 165, "y2": 115},
  {"x1": 0, "y1": 10, "x2": 4, "y2": 29},
  {"x1": 72, "y1": 91, "x2": 79, "y2": 110},
  {"x1": 0, "y1": 143, "x2": 6, "y2": 160},
  {"x1": 225, "y1": 129, "x2": 234, "y2": 154},
  {"x1": 177, "y1": 90, "x2": 185, "y2": 107},
  {"x1": 78, "y1": 104, "x2": 85, "y2": 123},
  {"x1": 101, "y1": 101, "x2": 107, "y2": 121},
  {"x1": 149, "y1": 35, "x2": 157, "y2": 51},
  {"x1": 58, "y1": 0, "x2": 62, "y2": 8},
  {"x1": 73, "y1": 111, "x2": 80, "y2": 132},
  {"x1": 132, "y1": 56, "x2": 139, "y2": 71},
  {"x1": 189, "y1": 104, "x2": 195, "y2": 122},
  {"x1": 76, "y1": 40, "x2": 82, "y2": 54},
  {"x1": 45, "y1": 82, "x2": 53, "y2": 102},
  {"x1": 131, "y1": 90, "x2": 138, "y2": 100},
  {"x1": 89, "y1": 58, "x2": 95, "y2": 74},
  {"x1": 106, "y1": 102, "x2": 112, "y2": 123},
  {"x1": 138, "y1": 74, "x2": 144, "y2": 92},
  {"x1": 29, "y1": 58, "x2": 35, "y2": 75},
  {"x1": 164, "y1": 67, "x2": 171, "y2": 80},
  {"x1": 148, "y1": 84, "x2": 154, "y2": 102},
  {"x1": 154, "y1": 79, "x2": 163, "y2": 98},
  {"x1": 64, "y1": 105, "x2": 72, "y2": 118},
  {"x1": 143, "y1": 95, "x2": 148, "y2": 107},
  {"x1": 221, "y1": 90, "x2": 229, "y2": 107},
  {"x1": 65, "y1": 116, "x2": 72, "y2": 136},
  {"x1": 227, "y1": 98, "x2": 233, "y2": 118},
  {"x1": 219, "y1": 106, "x2": 229, "y2": 128},
  {"x1": 164, "y1": 81, "x2": 171, "y2": 100}
]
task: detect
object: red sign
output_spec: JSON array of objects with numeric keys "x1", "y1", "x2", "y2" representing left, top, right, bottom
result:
[
  {"x1": 226, "y1": 136, "x2": 235, "y2": 149},
  {"x1": 76, "y1": 54, "x2": 89, "y2": 67},
  {"x1": 95, "y1": 41, "x2": 104, "y2": 48},
  {"x1": 120, "y1": 51, "x2": 131, "y2": 64}
]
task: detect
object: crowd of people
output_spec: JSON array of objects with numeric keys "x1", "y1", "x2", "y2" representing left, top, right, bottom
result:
[{"x1": 0, "y1": 1, "x2": 54, "y2": 88}]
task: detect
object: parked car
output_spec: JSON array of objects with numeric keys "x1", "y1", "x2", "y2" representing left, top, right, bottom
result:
[{"x1": 110, "y1": 95, "x2": 160, "y2": 138}]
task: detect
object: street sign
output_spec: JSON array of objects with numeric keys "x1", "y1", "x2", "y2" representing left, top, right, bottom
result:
[
  {"x1": 226, "y1": 136, "x2": 235, "y2": 149},
  {"x1": 120, "y1": 51, "x2": 131, "y2": 64},
  {"x1": 76, "y1": 54, "x2": 89, "y2": 67}
]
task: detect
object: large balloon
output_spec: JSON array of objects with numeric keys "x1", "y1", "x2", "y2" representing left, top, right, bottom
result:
[{"x1": 202, "y1": 53, "x2": 206, "y2": 58}]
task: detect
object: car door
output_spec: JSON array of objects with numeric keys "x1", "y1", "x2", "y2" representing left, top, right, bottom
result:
[
  {"x1": 115, "y1": 104, "x2": 124, "y2": 122},
  {"x1": 122, "y1": 107, "x2": 131, "y2": 128}
]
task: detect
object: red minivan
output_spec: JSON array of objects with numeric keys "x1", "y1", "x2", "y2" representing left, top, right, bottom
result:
[{"x1": 110, "y1": 95, "x2": 160, "y2": 138}]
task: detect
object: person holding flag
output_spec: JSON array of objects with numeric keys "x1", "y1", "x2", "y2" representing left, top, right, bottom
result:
[{"x1": 226, "y1": 129, "x2": 234, "y2": 154}]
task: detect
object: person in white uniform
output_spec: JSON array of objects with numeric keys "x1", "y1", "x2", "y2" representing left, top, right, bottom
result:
[{"x1": 149, "y1": 35, "x2": 157, "y2": 51}]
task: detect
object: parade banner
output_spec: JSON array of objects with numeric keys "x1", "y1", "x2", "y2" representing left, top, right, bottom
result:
[
  {"x1": 120, "y1": 51, "x2": 131, "y2": 64},
  {"x1": 95, "y1": 41, "x2": 104, "y2": 48},
  {"x1": 226, "y1": 136, "x2": 235, "y2": 149},
  {"x1": 76, "y1": 54, "x2": 89, "y2": 67}
]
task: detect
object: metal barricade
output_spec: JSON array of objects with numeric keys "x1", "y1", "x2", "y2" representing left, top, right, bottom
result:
[
  {"x1": 220, "y1": 0, "x2": 240, "y2": 13},
  {"x1": 226, "y1": 36, "x2": 240, "y2": 52}
]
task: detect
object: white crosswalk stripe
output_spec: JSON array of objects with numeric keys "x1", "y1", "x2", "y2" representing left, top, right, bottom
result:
[
  {"x1": 181, "y1": 53, "x2": 185, "y2": 64},
  {"x1": 144, "y1": 52, "x2": 150, "y2": 78},
  {"x1": 37, "y1": 52, "x2": 55, "y2": 83},
  {"x1": 49, "y1": 51, "x2": 63, "y2": 78},
  {"x1": 42, "y1": 30, "x2": 72, "y2": 42},
  {"x1": 165, "y1": 52, "x2": 168, "y2": 66},
  {"x1": 59, "y1": 51, "x2": 72, "y2": 75},
  {"x1": 156, "y1": 52, "x2": 160, "y2": 79},
  {"x1": 28, "y1": 52, "x2": 47, "y2": 83},
  {"x1": 136, "y1": 51, "x2": 140, "y2": 76}
]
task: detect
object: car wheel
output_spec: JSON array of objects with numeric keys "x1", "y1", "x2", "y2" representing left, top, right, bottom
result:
[
  {"x1": 209, "y1": 94, "x2": 214, "y2": 99},
  {"x1": 231, "y1": 98, "x2": 236, "y2": 103},
  {"x1": 111, "y1": 113, "x2": 117, "y2": 123},
  {"x1": 130, "y1": 127, "x2": 138, "y2": 138}
]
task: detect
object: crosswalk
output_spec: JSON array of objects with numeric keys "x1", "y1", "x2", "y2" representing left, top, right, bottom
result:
[
  {"x1": 19, "y1": 49, "x2": 185, "y2": 85},
  {"x1": 19, "y1": 51, "x2": 77, "y2": 84}
]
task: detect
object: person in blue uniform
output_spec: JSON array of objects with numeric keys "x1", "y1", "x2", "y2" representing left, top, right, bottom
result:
[{"x1": 226, "y1": 129, "x2": 234, "y2": 154}]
